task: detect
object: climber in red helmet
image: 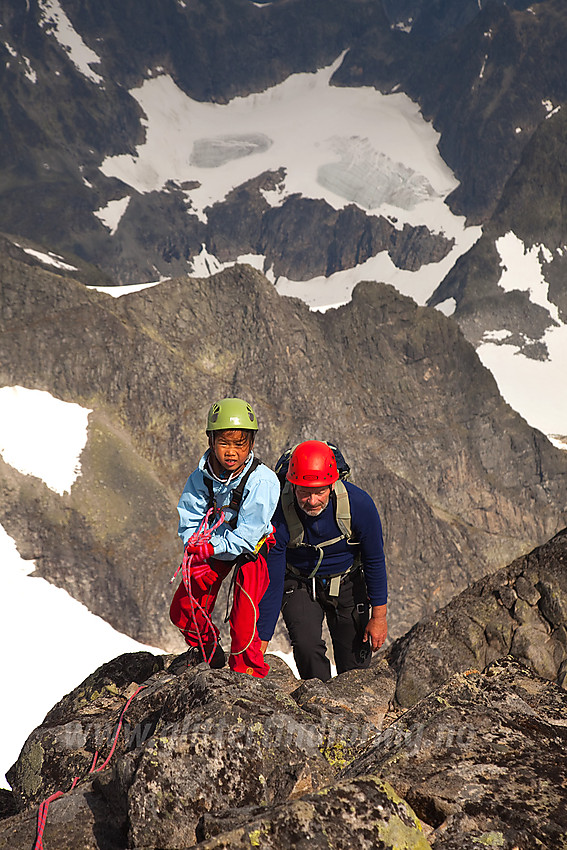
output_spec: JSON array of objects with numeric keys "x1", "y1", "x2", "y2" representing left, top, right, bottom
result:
[{"x1": 258, "y1": 440, "x2": 387, "y2": 681}]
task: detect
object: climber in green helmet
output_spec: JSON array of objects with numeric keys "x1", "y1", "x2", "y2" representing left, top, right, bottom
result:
[{"x1": 170, "y1": 398, "x2": 279, "y2": 678}]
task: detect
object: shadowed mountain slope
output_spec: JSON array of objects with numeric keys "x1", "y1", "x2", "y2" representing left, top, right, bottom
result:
[{"x1": 1, "y1": 248, "x2": 566, "y2": 649}]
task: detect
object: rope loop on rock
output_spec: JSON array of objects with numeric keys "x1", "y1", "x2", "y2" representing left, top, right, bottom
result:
[{"x1": 33, "y1": 683, "x2": 147, "y2": 850}]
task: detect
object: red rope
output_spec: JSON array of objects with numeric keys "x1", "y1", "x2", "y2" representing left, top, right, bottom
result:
[
  {"x1": 170, "y1": 508, "x2": 226, "y2": 664},
  {"x1": 33, "y1": 684, "x2": 147, "y2": 850},
  {"x1": 36, "y1": 510, "x2": 229, "y2": 847}
]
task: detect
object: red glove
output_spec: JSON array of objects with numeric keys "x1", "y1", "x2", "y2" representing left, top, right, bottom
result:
[{"x1": 185, "y1": 542, "x2": 214, "y2": 561}]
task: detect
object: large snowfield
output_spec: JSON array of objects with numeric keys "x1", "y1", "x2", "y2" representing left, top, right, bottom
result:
[{"x1": 2, "y1": 0, "x2": 566, "y2": 792}]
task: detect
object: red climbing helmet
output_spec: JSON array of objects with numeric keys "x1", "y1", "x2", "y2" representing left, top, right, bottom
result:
[{"x1": 286, "y1": 440, "x2": 339, "y2": 486}]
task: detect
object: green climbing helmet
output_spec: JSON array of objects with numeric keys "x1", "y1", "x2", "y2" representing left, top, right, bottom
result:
[{"x1": 206, "y1": 398, "x2": 258, "y2": 432}]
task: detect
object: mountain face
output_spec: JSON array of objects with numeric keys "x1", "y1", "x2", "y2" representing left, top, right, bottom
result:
[
  {"x1": 429, "y1": 105, "x2": 567, "y2": 359},
  {"x1": 2, "y1": 0, "x2": 567, "y2": 657},
  {"x1": 3, "y1": 0, "x2": 567, "y2": 442},
  {"x1": 2, "y1": 0, "x2": 566, "y2": 280},
  {"x1": 1, "y1": 244, "x2": 566, "y2": 652}
]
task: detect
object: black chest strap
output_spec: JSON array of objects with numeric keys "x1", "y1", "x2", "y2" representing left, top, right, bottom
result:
[{"x1": 204, "y1": 457, "x2": 262, "y2": 529}]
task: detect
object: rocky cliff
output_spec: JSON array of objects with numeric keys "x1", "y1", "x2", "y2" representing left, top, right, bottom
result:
[
  {"x1": 3, "y1": 638, "x2": 567, "y2": 846},
  {"x1": 428, "y1": 104, "x2": 567, "y2": 361},
  {"x1": 2, "y1": 248, "x2": 567, "y2": 652},
  {"x1": 388, "y1": 526, "x2": 567, "y2": 706}
]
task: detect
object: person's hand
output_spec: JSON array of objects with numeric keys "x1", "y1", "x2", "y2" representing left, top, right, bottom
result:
[
  {"x1": 185, "y1": 542, "x2": 214, "y2": 561},
  {"x1": 364, "y1": 605, "x2": 387, "y2": 651},
  {"x1": 259, "y1": 639, "x2": 269, "y2": 654}
]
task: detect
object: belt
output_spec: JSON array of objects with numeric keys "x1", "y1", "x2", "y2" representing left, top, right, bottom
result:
[{"x1": 286, "y1": 559, "x2": 361, "y2": 597}]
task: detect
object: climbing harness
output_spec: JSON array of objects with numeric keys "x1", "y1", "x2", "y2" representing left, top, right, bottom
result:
[
  {"x1": 203, "y1": 456, "x2": 261, "y2": 529},
  {"x1": 34, "y1": 683, "x2": 147, "y2": 850},
  {"x1": 281, "y1": 478, "x2": 360, "y2": 579},
  {"x1": 170, "y1": 506, "x2": 226, "y2": 664}
]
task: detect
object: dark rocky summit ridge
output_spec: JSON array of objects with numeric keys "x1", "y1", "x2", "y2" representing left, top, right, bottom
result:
[
  {"x1": 3, "y1": 515, "x2": 567, "y2": 849},
  {"x1": 2, "y1": 648, "x2": 567, "y2": 847}
]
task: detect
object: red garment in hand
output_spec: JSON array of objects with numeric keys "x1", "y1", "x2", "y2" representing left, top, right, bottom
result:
[{"x1": 170, "y1": 535, "x2": 274, "y2": 678}]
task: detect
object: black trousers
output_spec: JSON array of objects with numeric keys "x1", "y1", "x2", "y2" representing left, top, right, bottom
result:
[{"x1": 281, "y1": 567, "x2": 371, "y2": 681}]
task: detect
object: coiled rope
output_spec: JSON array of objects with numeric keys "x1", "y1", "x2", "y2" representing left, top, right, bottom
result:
[{"x1": 170, "y1": 507, "x2": 226, "y2": 664}]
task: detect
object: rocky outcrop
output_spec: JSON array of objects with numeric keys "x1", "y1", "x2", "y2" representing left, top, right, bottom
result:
[
  {"x1": 207, "y1": 176, "x2": 454, "y2": 281},
  {"x1": 2, "y1": 652, "x2": 396, "y2": 848},
  {"x1": 2, "y1": 253, "x2": 567, "y2": 651},
  {"x1": 2, "y1": 651, "x2": 567, "y2": 848},
  {"x1": 388, "y1": 526, "x2": 567, "y2": 707},
  {"x1": 343, "y1": 656, "x2": 567, "y2": 849},
  {"x1": 428, "y1": 105, "x2": 567, "y2": 358}
]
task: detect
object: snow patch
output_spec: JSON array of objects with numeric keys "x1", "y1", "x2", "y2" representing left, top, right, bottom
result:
[
  {"x1": 495, "y1": 231, "x2": 560, "y2": 323},
  {"x1": 483, "y1": 328, "x2": 513, "y2": 342},
  {"x1": 543, "y1": 99, "x2": 561, "y2": 119},
  {"x1": 0, "y1": 524, "x2": 162, "y2": 788},
  {"x1": 38, "y1": 0, "x2": 103, "y2": 85},
  {"x1": 89, "y1": 280, "x2": 164, "y2": 298},
  {"x1": 94, "y1": 195, "x2": 131, "y2": 234},
  {"x1": 15, "y1": 243, "x2": 78, "y2": 271},
  {"x1": 3, "y1": 42, "x2": 37, "y2": 83},
  {"x1": 189, "y1": 244, "x2": 226, "y2": 276},
  {"x1": 0, "y1": 386, "x2": 91, "y2": 495},
  {"x1": 477, "y1": 321, "x2": 567, "y2": 436},
  {"x1": 435, "y1": 298, "x2": 457, "y2": 317}
]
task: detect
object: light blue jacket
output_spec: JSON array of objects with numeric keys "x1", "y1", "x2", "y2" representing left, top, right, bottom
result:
[{"x1": 177, "y1": 450, "x2": 280, "y2": 560}]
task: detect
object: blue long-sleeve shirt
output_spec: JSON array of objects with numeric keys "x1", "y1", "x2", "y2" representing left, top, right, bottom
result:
[
  {"x1": 258, "y1": 480, "x2": 387, "y2": 640},
  {"x1": 177, "y1": 451, "x2": 280, "y2": 559}
]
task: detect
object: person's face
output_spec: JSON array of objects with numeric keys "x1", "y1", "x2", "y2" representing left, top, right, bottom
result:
[
  {"x1": 295, "y1": 484, "x2": 332, "y2": 516},
  {"x1": 211, "y1": 430, "x2": 251, "y2": 475}
]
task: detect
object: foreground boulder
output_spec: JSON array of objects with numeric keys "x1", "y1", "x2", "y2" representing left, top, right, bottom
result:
[
  {"x1": 343, "y1": 656, "x2": 567, "y2": 849},
  {"x1": 1, "y1": 652, "x2": 395, "y2": 849},
  {"x1": 2, "y1": 648, "x2": 567, "y2": 848},
  {"x1": 388, "y1": 526, "x2": 567, "y2": 706}
]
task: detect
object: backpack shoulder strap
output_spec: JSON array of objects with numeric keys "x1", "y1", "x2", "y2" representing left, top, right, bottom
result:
[
  {"x1": 281, "y1": 480, "x2": 354, "y2": 547},
  {"x1": 204, "y1": 475, "x2": 216, "y2": 516},
  {"x1": 226, "y1": 456, "x2": 262, "y2": 528},
  {"x1": 333, "y1": 479, "x2": 352, "y2": 540},
  {"x1": 281, "y1": 480, "x2": 305, "y2": 547},
  {"x1": 204, "y1": 457, "x2": 262, "y2": 529}
]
